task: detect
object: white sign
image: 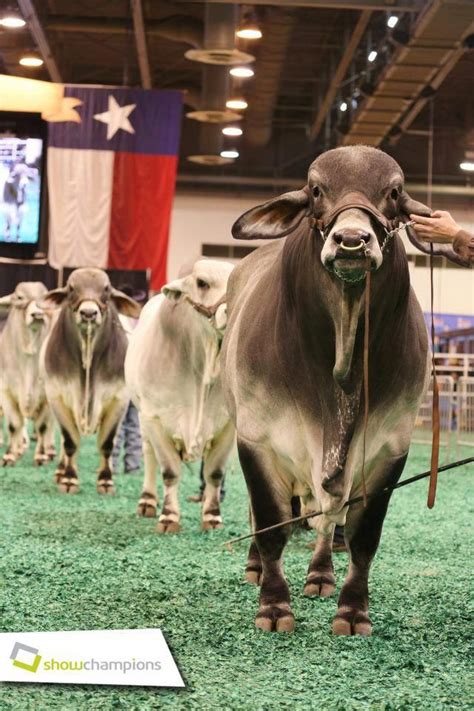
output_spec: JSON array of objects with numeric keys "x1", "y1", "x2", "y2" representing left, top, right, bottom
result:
[{"x1": 0, "y1": 629, "x2": 184, "y2": 687}]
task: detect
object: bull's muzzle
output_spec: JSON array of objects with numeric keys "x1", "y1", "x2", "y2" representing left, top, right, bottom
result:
[{"x1": 77, "y1": 300, "x2": 102, "y2": 328}]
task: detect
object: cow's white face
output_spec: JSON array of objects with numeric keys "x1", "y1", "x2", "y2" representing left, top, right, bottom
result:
[
  {"x1": 321, "y1": 208, "x2": 383, "y2": 282},
  {"x1": 24, "y1": 299, "x2": 49, "y2": 331},
  {"x1": 162, "y1": 259, "x2": 234, "y2": 329}
]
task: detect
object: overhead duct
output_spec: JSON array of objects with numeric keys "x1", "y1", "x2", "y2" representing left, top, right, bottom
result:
[
  {"x1": 185, "y1": 3, "x2": 254, "y2": 65},
  {"x1": 342, "y1": 0, "x2": 474, "y2": 147},
  {"x1": 46, "y1": 15, "x2": 204, "y2": 48},
  {"x1": 244, "y1": 9, "x2": 295, "y2": 146},
  {"x1": 187, "y1": 124, "x2": 234, "y2": 166},
  {"x1": 187, "y1": 65, "x2": 242, "y2": 123}
]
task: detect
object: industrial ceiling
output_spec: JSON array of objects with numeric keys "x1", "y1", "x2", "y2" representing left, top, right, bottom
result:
[{"x1": 1, "y1": 0, "x2": 473, "y2": 186}]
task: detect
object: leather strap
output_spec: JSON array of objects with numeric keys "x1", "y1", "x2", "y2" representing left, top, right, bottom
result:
[
  {"x1": 427, "y1": 243, "x2": 440, "y2": 508},
  {"x1": 360, "y1": 261, "x2": 371, "y2": 507},
  {"x1": 316, "y1": 191, "x2": 394, "y2": 232},
  {"x1": 183, "y1": 294, "x2": 226, "y2": 321}
]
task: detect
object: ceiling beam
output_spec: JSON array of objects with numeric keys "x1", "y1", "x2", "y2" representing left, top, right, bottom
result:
[
  {"x1": 16, "y1": 0, "x2": 62, "y2": 82},
  {"x1": 309, "y1": 10, "x2": 372, "y2": 140},
  {"x1": 177, "y1": 0, "x2": 419, "y2": 11},
  {"x1": 130, "y1": 0, "x2": 151, "y2": 89}
]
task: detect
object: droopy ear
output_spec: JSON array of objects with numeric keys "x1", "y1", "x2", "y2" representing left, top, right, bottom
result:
[
  {"x1": 111, "y1": 289, "x2": 142, "y2": 318},
  {"x1": 399, "y1": 190, "x2": 432, "y2": 218},
  {"x1": 399, "y1": 215, "x2": 471, "y2": 268},
  {"x1": 161, "y1": 277, "x2": 186, "y2": 302},
  {"x1": 40, "y1": 287, "x2": 69, "y2": 308},
  {"x1": 0, "y1": 293, "x2": 16, "y2": 311},
  {"x1": 232, "y1": 187, "x2": 310, "y2": 240}
]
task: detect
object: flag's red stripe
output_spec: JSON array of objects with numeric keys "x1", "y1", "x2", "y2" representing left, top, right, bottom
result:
[{"x1": 108, "y1": 152, "x2": 178, "y2": 289}]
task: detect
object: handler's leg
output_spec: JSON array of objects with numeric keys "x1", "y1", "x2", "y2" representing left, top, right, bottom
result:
[
  {"x1": 238, "y1": 438, "x2": 294, "y2": 632},
  {"x1": 333, "y1": 454, "x2": 407, "y2": 636}
]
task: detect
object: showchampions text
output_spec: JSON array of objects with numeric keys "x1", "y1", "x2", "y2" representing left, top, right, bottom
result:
[{"x1": 42, "y1": 658, "x2": 162, "y2": 674}]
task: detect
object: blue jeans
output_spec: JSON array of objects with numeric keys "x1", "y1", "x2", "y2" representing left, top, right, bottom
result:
[{"x1": 112, "y1": 402, "x2": 142, "y2": 473}]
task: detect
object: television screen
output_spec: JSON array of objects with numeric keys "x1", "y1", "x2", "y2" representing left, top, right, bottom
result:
[{"x1": 0, "y1": 136, "x2": 44, "y2": 245}]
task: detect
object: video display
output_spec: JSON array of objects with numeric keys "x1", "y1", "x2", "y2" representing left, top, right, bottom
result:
[{"x1": 0, "y1": 136, "x2": 43, "y2": 244}]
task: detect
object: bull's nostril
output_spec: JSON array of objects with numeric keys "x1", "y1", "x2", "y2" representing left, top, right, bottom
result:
[
  {"x1": 333, "y1": 232, "x2": 343, "y2": 245},
  {"x1": 360, "y1": 232, "x2": 371, "y2": 243},
  {"x1": 80, "y1": 309, "x2": 97, "y2": 321}
]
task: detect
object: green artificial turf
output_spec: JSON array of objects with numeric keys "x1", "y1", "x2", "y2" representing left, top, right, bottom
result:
[{"x1": 0, "y1": 434, "x2": 473, "y2": 711}]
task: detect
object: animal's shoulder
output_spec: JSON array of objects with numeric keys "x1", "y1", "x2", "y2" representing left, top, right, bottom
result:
[{"x1": 228, "y1": 240, "x2": 284, "y2": 301}]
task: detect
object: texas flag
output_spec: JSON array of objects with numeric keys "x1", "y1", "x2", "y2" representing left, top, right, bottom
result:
[{"x1": 48, "y1": 86, "x2": 182, "y2": 289}]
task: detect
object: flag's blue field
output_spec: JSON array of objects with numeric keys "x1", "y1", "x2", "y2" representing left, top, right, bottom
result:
[{"x1": 0, "y1": 435, "x2": 472, "y2": 710}]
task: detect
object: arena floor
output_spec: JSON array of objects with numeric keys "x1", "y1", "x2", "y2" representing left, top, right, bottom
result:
[{"x1": 1, "y1": 438, "x2": 472, "y2": 710}]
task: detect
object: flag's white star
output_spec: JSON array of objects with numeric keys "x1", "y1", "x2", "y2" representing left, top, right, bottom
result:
[{"x1": 93, "y1": 95, "x2": 136, "y2": 140}]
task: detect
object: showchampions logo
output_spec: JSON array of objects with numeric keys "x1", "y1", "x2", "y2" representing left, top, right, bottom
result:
[
  {"x1": 11, "y1": 643, "x2": 162, "y2": 675},
  {"x1": 0, "y1": 629, "x2": 184, "y2": 687}
]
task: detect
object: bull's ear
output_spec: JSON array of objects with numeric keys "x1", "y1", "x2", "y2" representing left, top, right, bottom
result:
[
  {"x1": 41, "y1": 287, "x2": 68, "y2": 307},
  {"x1": 232, "y1": 187, "x2": 310, "y2": 240},
  {"x1": 111, "y1": 289, "x2": 142, "y2": 318},
  {"x1": 0, "y1": 293, "x2": 15, "y2": 311},
  {"x1": 161, "y1": 277, "x2": 186, "y2": 302},
  {"x1": 399, "y1": 190, "x2": 432, "y2": 218}
]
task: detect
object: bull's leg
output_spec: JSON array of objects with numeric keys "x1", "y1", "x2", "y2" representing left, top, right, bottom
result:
[
  {"x1": 49, "y1": 398, "x2": 80, "y2": 493},
  {"x1": 140, "y1": 416, "x2": 182, "y2": 533},
  {"x1": 33, "y1": 401, "x2": 55, "y2": 466},
  {"x1": 96, "y1": 399, "x2": 126, "y2": 495},
  {"x1": 304, "y1": 520, "x2": 336, "y2": 598},
  {"x1": 136, "y1": 417, "x2": 159, "y2": 517},
  {"x1": 201, "y1": 421, "x2": 234, "y2": 531},
  {"x1": 333, "y1": 454, "x2": 407, "y2": 636},
  {"x1": 1, "y1": 394, "x2": 24, "y2": 466},
  {"x1": 238, "y1": 439, "x2": 294, "y2": 633}
]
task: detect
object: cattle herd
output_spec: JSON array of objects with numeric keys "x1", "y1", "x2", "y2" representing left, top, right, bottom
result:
[{"x1": 0, "y1": 146, "x2": 469, "y2": 637}]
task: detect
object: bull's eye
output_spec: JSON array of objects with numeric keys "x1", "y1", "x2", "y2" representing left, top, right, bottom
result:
[
  {"x1": 196, "y1": 278, "x2": 209, "y2": 290},
  {"x1": 312, "y1": 186, "x2": 321, "y2": 199},
  {"x1": 390, "y1": 188, "x2": 399, "y2": 200}
]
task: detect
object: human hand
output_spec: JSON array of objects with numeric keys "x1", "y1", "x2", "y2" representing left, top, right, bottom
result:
[{"x1": 409, "y1": 210, "x2": 460, "y2": 244}]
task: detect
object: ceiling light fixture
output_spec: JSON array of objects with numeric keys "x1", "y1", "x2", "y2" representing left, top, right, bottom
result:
[
  {"x1": 368, "y1": 50, "x2": 378, "y2": 63},
  {"x1": 226, "y1": 97, "x2": 248, "y2": 110},
  {"x1": 221, "y1": 150, "x2": 239, "y2": 159},
  {"x1": 236, "y1": 12, "x2": 262, "y2": 40},
  {"x1": 19, "y1": 55, "x2": 44, "y2": 67},
  {"x1": 222, "y1": 126, "x2": 243, "y2": 137},
  {"x1": 387, "y1": 15, "x2": 399, "y2": 29},
  {"x1": 460, "y1": 161, "x2": 474, "y2": 172},
  {"x1": 339, "y1": 101, "x2": 348, "y2": 112},
  {"x1": 0, "y1": 14, "x2": 26, "y2": 28},
  {"x1": 230, "y1": 66, "x2": 254, "y2": 78}
]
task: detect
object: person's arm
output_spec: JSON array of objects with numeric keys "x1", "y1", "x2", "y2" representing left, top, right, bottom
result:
[{"x1": 410, "y1": 210, "x2": 474, "y2": 263}]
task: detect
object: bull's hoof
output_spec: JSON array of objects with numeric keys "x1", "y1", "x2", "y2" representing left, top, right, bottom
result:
[
  {"x1": 201, "y1": 518, "x2": 223, "y2": 531},
  {"x1": 34, "y1": 454, "x2": 48, "y2": 467},
  {"x1": 156, "y1": 519, "x2": 181, "y2": 534},
  {"x1": 136, "y1": 499, "x2": 157, "y2": 517},
  {"x1": 303, "y1": 571, "x2": 336, "y2": 598},
  {"x1": 2, "y1": 456, "x2": 16, "y2": 467},
  {"x1": 58, "y1": 478, "x2": 79, "y2": 494},
  {"x1": 97, "y1": 480, "x2": 115, "y2": 495},
  {"x1": 46, "y1": 449, "x2": 56, "y2": 461},
  {"x1": 54, "y1": 469, "x2": 65, "y2": 483},
  {"x1": 332, "y1": 606, "x2": 372, "y2": 636},
  {"x1": 255, "y1": 604, "x2": 295, "y2": 633},
  {"x1": 244, "y1": 569, "x2": 262, "y2": 585}
]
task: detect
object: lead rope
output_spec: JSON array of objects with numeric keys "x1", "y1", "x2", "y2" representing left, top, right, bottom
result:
[
  {"x1": 426, "y1": 97, "x2": 440, "y2": 509},
  {"x1": 361, "y1": 262, "x2": 371, "y2": 507},
  {"x1": 80, "y1": 322, "x2": 93, "y2": 435}
]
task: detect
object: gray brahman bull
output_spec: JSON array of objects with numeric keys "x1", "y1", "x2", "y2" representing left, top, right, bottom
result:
[
  {"x1": 125, "y1": 259, "x2": 235, "y2": 532},
  {"x1": 41, "y1": 268, "x2": 140, "y2": 494},
  {"x1": 0, "y1": 282, "x2": 55, "y2": 465},
  {"x1": 221, "y1": 145, "x2": 469, "y2": 635}
]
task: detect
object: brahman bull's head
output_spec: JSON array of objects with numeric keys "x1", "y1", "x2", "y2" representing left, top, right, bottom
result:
[
  {"x1": 0, "y1": 282, "x2": 49, "y2": 332},
  {"x1": 43, "y1": 268, "x2": 141, "y2": 332},
  {"x1": 162, "y1": 259, "x2": 234, "y2": 331},
  {"x1": 232, "y1": 145, "x2": 467, "y2": 283}
]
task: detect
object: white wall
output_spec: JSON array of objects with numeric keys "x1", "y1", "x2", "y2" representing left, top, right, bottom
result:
[{"x1": 168, "y1": 188, "x2": 473, "y2": 316}]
